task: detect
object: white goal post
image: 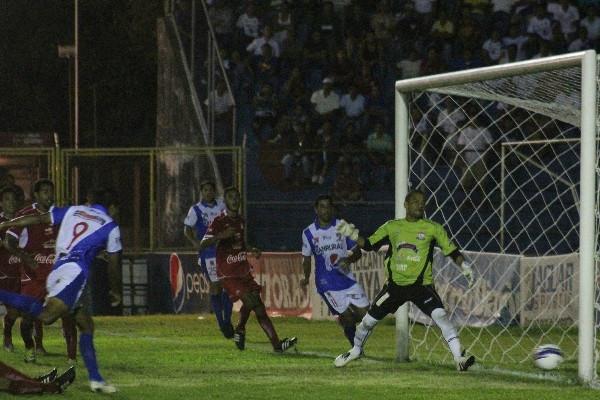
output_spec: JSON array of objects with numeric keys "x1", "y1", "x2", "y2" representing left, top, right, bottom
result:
[{"x1": 394, "y1": 51, "x2": 598, "y2": 384}]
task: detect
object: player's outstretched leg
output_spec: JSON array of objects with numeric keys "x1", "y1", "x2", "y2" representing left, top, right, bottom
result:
[
  {"x1": 430, "y1": 308, "x2": 475, "y2": 371},
  {"x1": 221, "y1": 290, "x2": 234, "y2": 338},
  {"x1": 234, "y1": 304, "x2": 251, "y2": 350},
  {"x1": 334, "y1": 313, "x2": 379, "y2": 367}
]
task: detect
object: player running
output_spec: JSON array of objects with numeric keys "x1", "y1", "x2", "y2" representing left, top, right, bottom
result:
[
  {"x1": 4, "y1": 179, "x2": 77, "y2": 363},
  {"x1": 0, "y1": 188, "x2": 122, "y2": 393},
  {"x1": 333, "y1": 190, "x2": 476, "y2": 371},
  {"x1": 199, "y1": 187, "x2": 297, "y2": 353},
  {"x1": 300, "y1": 195, "x2": 369, "y2": 345},
  {"x1": 0, "y1": 186, "x2": 20, "y2": 352},
  {"x1": 184, "y1": 180, "x2": 233, "y2": 338}
]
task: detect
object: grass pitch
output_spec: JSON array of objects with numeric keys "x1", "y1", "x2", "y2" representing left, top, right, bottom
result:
[{"x1": 1, "y1": 315, "x2": 598, "y2": 399}]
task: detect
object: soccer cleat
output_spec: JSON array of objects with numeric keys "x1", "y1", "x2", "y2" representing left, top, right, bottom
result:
[
  {"x1": 456, "y1": 354, "x2": 476, "y2": 371},
  {"x1": 334, "y1": 347, "x2": 362, "y2": 367},
  {"x1": 221, "y1": 323, "x2": 235, "y2": 339},
  {"x1": 90, "y1": 380, "x2": 117, "y2": 394},
  {"x1": 36, "y1": 368, "x2": 58, "y2": 384},
  {"x1": 24, "y1": 348, "x2": 36, "y2": 363},
  {"x1": 275, "y1": 337, "x2": 297, "y2": 353},
  {"x1": 233, "y1": 330, "x2": 245, "y2": 350},
  {"x1": 55, "y1": 366, "x2": 76, "y2": 393}
]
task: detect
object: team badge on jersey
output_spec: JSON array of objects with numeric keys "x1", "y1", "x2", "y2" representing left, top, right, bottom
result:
[{"x1": 417, "y1": 232, "x2": 426, "y2": 240}]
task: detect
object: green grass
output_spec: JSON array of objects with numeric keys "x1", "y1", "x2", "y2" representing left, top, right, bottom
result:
[{"x1": 1, "y1": 315, "x2": 598, "y2": 399}]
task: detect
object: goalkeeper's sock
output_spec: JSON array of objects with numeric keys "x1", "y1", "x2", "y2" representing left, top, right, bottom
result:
[
  {"x1": 343, "y1": 324, "x2": 356, "y2": 346},
  {"x1": 431, "y1": 308, "x2": 462, "y2": 361},
  {"x1": 221, "y1": 291, "x2": 233, "y2": 324},
  {"x1": 80, "y1": 333, "x2": 104, "y2": 382},
  {"x1": 210, "y1": 294, "x2": 225, "y2": 328},
  {"x1": 0, "y1": 291, "x2": 42, "y2": 318},
  {"x1": 353, "y1": 313, "x2": 379, "y2": 350}
]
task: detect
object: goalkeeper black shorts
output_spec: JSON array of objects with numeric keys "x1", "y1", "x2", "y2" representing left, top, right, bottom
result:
[{"x1": 368, "y1": 281, "x2": 444, "y2": 320}]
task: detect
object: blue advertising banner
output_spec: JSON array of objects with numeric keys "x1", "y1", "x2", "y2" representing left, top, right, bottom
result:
[{"x1": 147, "y1": 252, "x2": 211, "y2": 314}]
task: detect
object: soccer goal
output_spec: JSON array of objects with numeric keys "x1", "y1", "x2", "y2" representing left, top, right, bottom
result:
[{"x1": 394, "y1": 50, "x2": 599, "y2": 385}]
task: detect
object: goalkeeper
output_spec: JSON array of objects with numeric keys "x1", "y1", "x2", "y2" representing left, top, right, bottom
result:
[{"x1": 334, "y1": 189, "x2": 476, "y2": 371}]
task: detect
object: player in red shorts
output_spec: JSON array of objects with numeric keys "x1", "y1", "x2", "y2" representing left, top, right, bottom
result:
[
  {"x1": 0, "y1": 186, "x2": 21, "y2": 351},
  {"x1": 4, "y1": 179, "x2": 77, "y2": 363},
  {"x1": 200, "y1": 187, "x2": 297, "y2": 352}
]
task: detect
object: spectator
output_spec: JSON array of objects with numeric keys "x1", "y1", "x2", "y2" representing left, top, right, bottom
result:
[
  {"x1": 252, "y1": 44, "x2": 280, "y2": 88},
  {"x1": 568, "y1": 26, "x2": 591, "y2": 51},
  {"x1": 482, "y1": 30, "x2": 503, "y2": 65},
  {"x1": 0, "y1": 174, "x2": 24, "y2": 207},
  {"x1": 435, "y1": 97, "x2": 466, "y2": 163},
  {"x1": 333, "y1": 159, "x2": 363, "y2": 202},
  {"x1": 310, "y1": 77, "x2": 340, "y2": 124},
  {"x1": 311, "y1": 121, "x2": 338, "y2": 185},
  {"x1": 272, "y1": 2, "x2": 293, "y2": 44},
  {"x1": 236, "y1": 3, "x2": 261, "y2": 49},
  {"x1": 281, "y1": 122, "x2": 313, "y2": 185},
  {"x1": 421, "y1": 47, "x2": 446, "y2": 75},
  {"x1": 430, "y1": 10, "x2": 455, "y2": 58},
  {"x1": 246, "y1": 26, "x2": 280, "y2": 58},
  {"x1": 527, "y1": 5, "x2": 553, "y2": 41},
  {"x1": 413, "y1": 0, "x2": 437, "y2": 28},
  {"x1": 491, "y1": 0, "x2": 516, "y2": 34},
  {"x1": 457, "y1": 118, "x2": 494, "y2": 195},
  {"x1": 502, "y1": 23, "x2": 529, "y2": 60},
  {"x1": 358, "y1": 32, "x2": 383, "y2": 70},
  {"x1": 315, "y1": 1, "x2": 341, "y2": 51},
  {"x1": 548, "y1": 23, "x2": 569, "y2": 54},
  {"x1": 204, "y1": 80, "x2": 234, "y2": 145},
  {"x1": 339, "y1": 84, "x2": 366, "y2": 130},
  {"x1": 547, "y1": 0, "x2": 580, "y2": 37},
  {"x1": 329, "y1": 49, "x2": 356, "y2": 88},
  {"x1": 364, "y1": 83, "x2": 388, "y2": 128},
  {"x1": 396, "y1": 48, "x2": 422, "y2": 79},
  {"x1": 366, "y1": 122, "x2": 394, "y2": 185},
  {"x1": 371, "y1": 1, "x2": 395, "y2": 43},
  {"x1": 303, "y1": 31, "x2": 329, "y2": 86},
  {"x1": 252, "y1": 84, "x2": 279, "y2": 141},
  {"x1": 580, "y1": 6, "x2": 600, "y2": 42},
  {"x1": 208, "y1": 1, "x2": 234, "y2": 47},
  {"x1": 282, "y1": 66, "x2": 308, "y2": 103}
]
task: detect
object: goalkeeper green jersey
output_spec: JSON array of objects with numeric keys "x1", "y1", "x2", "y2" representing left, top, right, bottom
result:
[{"x1": 367, "y1": 219, "x2": 457, "y2": 286}]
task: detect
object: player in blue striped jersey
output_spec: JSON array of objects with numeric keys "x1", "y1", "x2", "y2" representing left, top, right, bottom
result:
[
  {"x1": 300, "y1": 195, "x2": 369, "y2": 345},
  {"x1": 183, "y1": 180, "x2": 233, "y2": 338}
]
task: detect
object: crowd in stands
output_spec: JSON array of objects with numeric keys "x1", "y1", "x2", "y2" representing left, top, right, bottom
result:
[{"x1": 177, "y1": 0, "x2": 599, "y2": 202}]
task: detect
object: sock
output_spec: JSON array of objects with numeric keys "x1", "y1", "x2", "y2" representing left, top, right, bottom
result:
[
  {"x1": 210, "y1": 294, "x2": 225, "y2": 328},
  {"x1": 353, "y1": 313, "x2": 379, "y2": 351},
  {"x1": 255, "y1": 307, "x2": 280, "y2": 349},
  {"x1": 0, "y1": 361, "x2": 59, "y2": 394},
  {"x1": 221, "y1": 291, "x2": 233, "y2": 324},
  {"x1": 236, "y1": 304, "x2": 251, "y2": 333},
  {"x1": 34, "y1": 320, "x2": 44, "y2": 350},
  {"x1": 79, "y1": 333, "x2": 103, "y2": 382},
  {"x1": 0, "y1": 290, "x2": 42, "y2": 317},
  {"x1": 343, "y1": 324, "x2": 356, "y2": 346},
  {"x1": 3, "y1": 314, "x2": 16, "y2": 343},
  {"x1": 62, "y1": 317, "x2": 78, "y2": 360},
  {"x1": 431, "y1": 308, "x2": 462, "y2": 361},
  {"x1": 20, "y1": 319, "x2": 35, "y2": 349}
]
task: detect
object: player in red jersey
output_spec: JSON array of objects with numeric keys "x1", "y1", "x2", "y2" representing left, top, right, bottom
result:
[
  {"x1": 4, "y1": 179, "x2": 77, "y2": 363},
  {"x1": 0, "y1": 362, "x2": 75, "y2": 395},
  {"x1": 0, "y1": 186, "x2": 21, "y2": 351},
  {"x1": 199, "y1": 187, "x2": 297, "y2": 353}
]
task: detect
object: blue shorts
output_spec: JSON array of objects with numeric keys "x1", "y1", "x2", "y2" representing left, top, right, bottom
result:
[
  {"x1": 199, "y1": 256, "x2": 219, "y2": 283},
  {"x1": 46, "y1": 261, "x2": 87, "y2": 310}
]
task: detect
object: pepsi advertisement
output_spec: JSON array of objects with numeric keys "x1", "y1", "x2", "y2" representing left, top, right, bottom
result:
[{"x1": 147, "y1": 252, "x2": 211, "y2": 314}]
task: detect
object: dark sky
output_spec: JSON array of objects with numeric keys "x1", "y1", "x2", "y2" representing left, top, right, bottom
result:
[{"x1": 0, "y1": 0, "x2": 161, "y2": 147}]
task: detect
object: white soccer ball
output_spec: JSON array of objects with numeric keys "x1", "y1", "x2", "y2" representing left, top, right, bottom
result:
[{"x1": 533, "y1": 344, "x2": 563, "y2": 370}]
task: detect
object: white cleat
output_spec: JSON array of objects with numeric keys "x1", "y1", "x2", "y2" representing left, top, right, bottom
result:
[
  {"x1": 90, "y1": 380, "x2": 118, "y2": 394},
  {"x1": 456, "y1": 354, "x2": 476, "y2": 371},
  {"x1": 334, "y1": 347, "x2": 362, "y2": 367}
]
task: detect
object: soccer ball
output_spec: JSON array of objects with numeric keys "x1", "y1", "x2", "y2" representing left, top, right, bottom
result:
[{"x1": 533, "y1": 344, "x2": 563, "y2": 370}]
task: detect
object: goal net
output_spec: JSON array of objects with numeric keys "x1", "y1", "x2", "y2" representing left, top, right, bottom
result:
[{"x1": 394, "y1": 51, "x2": 599, "y2": 384}]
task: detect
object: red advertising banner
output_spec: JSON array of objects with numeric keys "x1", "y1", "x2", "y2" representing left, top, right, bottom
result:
[{"x1": 248, "y1": 252, "x2": 311, "y2": 318}]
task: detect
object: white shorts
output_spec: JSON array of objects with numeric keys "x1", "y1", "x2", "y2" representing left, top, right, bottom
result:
[
  {"x1": 320, "y1": 283, "x2": 369, "y2": 315},
  {"x1": 199, "y1": 257, "x2": 219, "y2": 283},
  {"x1": 46, "y1": 262, "x2": 87, "y2": 310}
]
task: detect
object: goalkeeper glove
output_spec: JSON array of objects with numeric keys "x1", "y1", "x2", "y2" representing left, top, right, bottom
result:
[
  {"x1": 336, "y1": 219, "x2": 359, "y2": 241},
  {"x1": 461, "y1": 261, "x2": 474, "y2": 288}
]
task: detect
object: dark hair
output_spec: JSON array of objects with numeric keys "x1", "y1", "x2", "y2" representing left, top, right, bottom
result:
[
  {"x1": 33, "y1": 179, "x2": 54, "y2": 194},
  {"x1": 314, "y1": 194, "x2": 334, "y2": 207},
  {"x1": 199, "y1": 180, "x2": 216, "y2": 190},
  {"x1": 405, "y1": 189, "x2": 425, "y2": 202},
  {"x1": 88, "y1": 188, "x2": 119, "y2": 208},
  {"x1": 0, "y1": 185, "x2": 17, "y2": 199},
  {"x1": 223, "y1": 186, "x2": 239, "y2": 196}
]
